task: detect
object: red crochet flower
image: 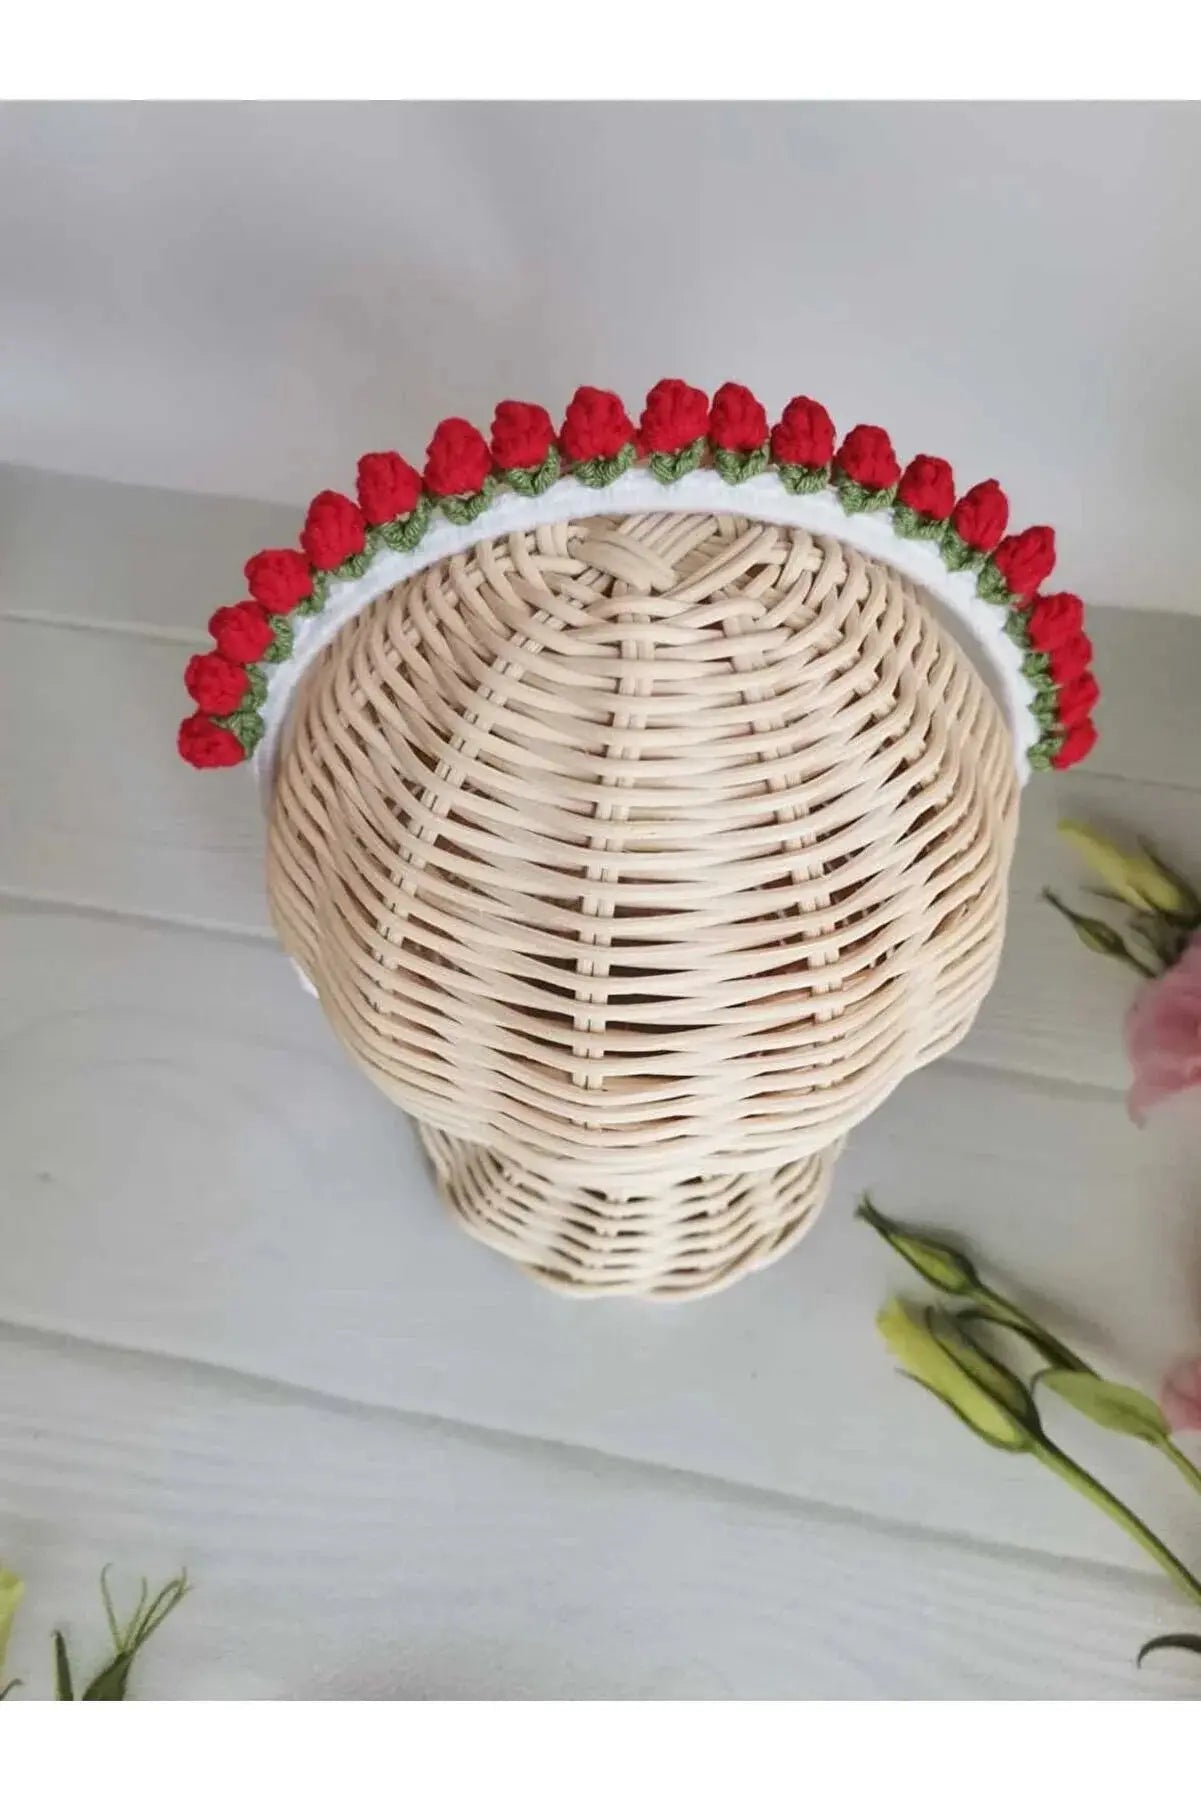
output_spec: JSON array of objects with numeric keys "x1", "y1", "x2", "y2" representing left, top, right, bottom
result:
[
  {"x1": 1057, "y1": 670, "x2": 1100, "y2": 727},
  {"x1": 178, "y1": 712, "x2": 245, "y2": 768},
  {"x1": 424, "y1": 418, "x2": 493, "y2": 497},
  {"x1": 834, "y1": 424, "x2": 900, "y2": 491},
  {"x1": 1053, "y1": 718, "x2": 1098, "y2": 769},
  {"x1": 709, "y1": 383, "x2": 769, "y2": 453},
  {"x1": 560, "y1": 387, "x2": 637, "y2": 463},
  {"x1": 356, "y1": 451, "x2": 423, "y2": 525},
  {"x1": 896, "y1": 454, "x2": 955, "y2": 521},
  {"x1": 490, "y1": 400, "x2": 556, "y2": 471},
  {"x1": 185, "y1": 651, "x2": 249, "y2": 716},
  {"x1": 244, "y1": 548, "x2": 312, "y2": 615},
  {"x1": 770, "y1": 396, "x2": 835, "y2": 469},
  {"x1": 992, "y1": 525, "x2": 1056, "y2": 598},
  {"x1": 1026, "y1": 591, "x2": 1084, "y2": 652},
  {"x1": 1047, "y1": 630, "x2": 1093, "y2": 686},
  {"x1": 300, "y1": 490, "x2": 367, "y2": 571},
  {"x1": 640, "y1": 379, "x2": 709, "y2": 454},
  {"x1": 208, "y1": 601, "x2": 274, "y2": 664},
  {"x1": 949, "y1": 479, "x2": 1008, "y2": 553}
]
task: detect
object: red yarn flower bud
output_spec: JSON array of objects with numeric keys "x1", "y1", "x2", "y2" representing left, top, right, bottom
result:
[
  {"x1": 490, "y1": 400, "x2": 556, "y2": 471},
  {"x1": 1026, "y1": 591, "x2": 1084, "y2": 653},
  {"x1": 992, "y1": 526, "x2": 1056, "y2": 598},
  {"x1": 208, "y1": 600, "x2": 274, "y2": 664},
  {"x1": 1047, "y1": 629, "x2": 1093, "y2": 686},
  {"x1": 1053, "y1": 718, "x2": 1098, "y2": 769},
  {"x1": 424, "y1": 418, "x2": 493, "y2": 497},
  {"x1": 560, "y1": 387, "x2": 637, "y2": 463},
  {"x1": 356, "y1": 451, "x2": 423, "y2": 525},
  {"x1": 770, "y1": 396, "x2": 835, "y2": 469},
  {"x1": 835, "y1": 424, "x2": 900, "y2": 492},
  {"x1": 178, "y1": 711, "x2": 245, "y2": 768},
  {"x1": 709, "y1": 383, "x2": 769, "y2": 453},
  {"x1": 1057, "y1": 670, "x2": 1100, "y2": 727},
  {"x1": 244, "y1": 548, "x2": 312, "y2": 615},
  {"x1": 300, "y1": 490, "x2": 367, "y2": 571},
  {"x1": 184, "y1": 651, "x2": 249, "y2": 716},
  {"x1": 896, "y1": 454, "x2": 955, "y2": 521},
  {"x1": 639, "y1": 379, "x2": 709, "y2": 454},
  {"x1": 949, "y1": 479, "x2": 1009, "y2": 553}
]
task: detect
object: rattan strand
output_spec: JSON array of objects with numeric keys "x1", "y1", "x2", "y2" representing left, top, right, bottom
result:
[{"x1": 266, "y1": 511, "x2": 1019, "y2": 1296}]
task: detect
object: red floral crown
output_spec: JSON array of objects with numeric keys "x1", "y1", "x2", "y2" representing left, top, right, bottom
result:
[{"x1": 178, "y1": 380, "x2": 1097, "y2": 776}]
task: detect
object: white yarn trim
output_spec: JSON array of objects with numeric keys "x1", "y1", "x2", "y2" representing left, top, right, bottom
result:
[{"x1": 256, "y1": 466, "x2": 1036, "y2": 809}]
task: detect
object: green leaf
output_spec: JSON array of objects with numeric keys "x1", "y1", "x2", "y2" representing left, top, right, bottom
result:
[
  {"x1": 713, "y1": 445, "x2": 770, "y2": 485},
  {"x1": 439, "y1": 476, "x2": 499, "y2": 525},
  {"x1": 263, "y1": 613, "x2": 294, "y2": 663},
  {"x1": 976, "y1": 560, "x2": 1012, "y2": 603},
  {"x1": 504, "y1": 449, "x2": 562, "y2": 497},
  {"x1": 1039, "y1": 1369, "x2": 1169, "y2": 1444},
  {"x1": 835, "y1": 475, "x2": 896, "y2": 514},
  {"x1": 775, "y1": 460, "x2": 829, "y2": 496},
  {"x1": 647, "y1": 439, "x2": 706, "y2": 484},
  {"x1": 80, "y1": 1570, "x2": 189, "y2": 1701},
  {"x1": 53, "y1": 1630, "x2": 75, "y2": 1700},
  {"x1": 570, "y1": 444, "x2": 637, "y2": 489},
  {"x1": 941, "y1": 531, "x2": 985, "y2": 574},
  {"x1": 1137, "y1": 1632, "x2": 1201, "y2": 1667},
  {"x1": 892, "y1": 503, "x2": 947, "y2": 543}
]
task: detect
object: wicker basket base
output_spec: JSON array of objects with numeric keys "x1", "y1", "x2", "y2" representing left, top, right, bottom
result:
[{"x1": 419, "y1": 1126, "x2": 840, "y2": 1300}]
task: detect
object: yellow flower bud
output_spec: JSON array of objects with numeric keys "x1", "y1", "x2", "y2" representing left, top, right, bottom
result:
[
  {"x1": 877, "y1": 1300, "x2": 1034, "y2": 1451},
  {"x1": 1058, "y1": 821, "x2": 1199, "y2": 919},
  {"x1": 0, "y1": 1567, "x2": 23, "y2": 1687}
]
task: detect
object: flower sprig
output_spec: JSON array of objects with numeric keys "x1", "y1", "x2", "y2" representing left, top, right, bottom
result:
[
  {"x1": 176, "y1": 380, "x2": 1097, "y2": 776},
  {"x1": 0, "y1": 1566, "x2": 188, "y2": 1701},
  {"x1": 861, "y1": 1196, "x2": 1201, "y2": 1664}
]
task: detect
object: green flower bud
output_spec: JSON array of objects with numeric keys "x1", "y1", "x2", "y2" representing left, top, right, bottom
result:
[
  {"x1": 877, "y1": 1301, "x2": 1035, "y2": 1451},
  {"x1": 856, "y1": 1197, "x2": 979, "y2": 1295},
  {"x1": 1058, "y1": 821, "x2": 1200, "y2": 921}
]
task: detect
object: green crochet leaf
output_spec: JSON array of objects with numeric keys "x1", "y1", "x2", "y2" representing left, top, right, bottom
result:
[
  {"x1": 1021, "y1": 649, "x2": 1051, "y2": 679},
  {"x1": 775, "y1": 460, "x2": 829, "y2": 496},
  {"x1": 713, "y1": 444, "x2": 770, "y2": 484},
  {"x1": 835, "y1": 475, "x2": 896, "y2": 514},
  {"x1": 263, "y1": 614, "x2": 294, "y2": 664},
  {"x1": 1027, "y1": 738, "x2": 1057, "y2": 772},
  {"x1": 244, "y1": 664, "x2": 268, "y2": 709},
  {"x1": 892, "y1": 503, "x2": 947, "y2": 543},
  {"x1": 941, "y1": 531, "x2": 986, "y2": 574},
  {"x1": 439, "y1": 476, "x2": 499, "y2": 525},
  {"x1": 1004, "y1": 608, "x2": 1033, "y2": 649},
  {"x1": 647, "y1": 438, "x2": 706, "y2": 484},
  {"x1": 976, "y1": 560, "x2": 1012, "y2": 604},
  {"x1": 571, "y1": 443, "x2": 637, "y2": 489},
  {"x1": 216, "y1": 707, "x2": 265, "y2": 756},
  {"x1": 298, "y1": 570, "x2": 331, "y2": 615},
  {"x1": 377, "y1": 495, "x2": 434, "y2": 552},
  {"x1": 335, "y1": 550, "x2": 372, "y2": 581},
  {"x1": 504, "y1": 448, "x2": 562, "y2": 497}
]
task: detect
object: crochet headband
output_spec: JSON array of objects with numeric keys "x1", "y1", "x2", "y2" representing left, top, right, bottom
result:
[{"x1": 176, "y1": 381, "x2": 1098, "y2": 786}]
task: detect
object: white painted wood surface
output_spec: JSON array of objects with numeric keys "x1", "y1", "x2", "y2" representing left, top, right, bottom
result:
[{"x1": 4, "y1": 461, "x2": 1201, "y2": 1698}]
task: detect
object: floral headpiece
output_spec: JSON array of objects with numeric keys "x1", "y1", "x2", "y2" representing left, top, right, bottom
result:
[{"x1": 177, "y1": 380, "x2": 1098, "y2": 781}]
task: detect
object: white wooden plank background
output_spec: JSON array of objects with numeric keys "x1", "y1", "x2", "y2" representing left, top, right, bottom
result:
[{"x1": 4, "y1": 461, "x2": 1201, "y2": 1698}]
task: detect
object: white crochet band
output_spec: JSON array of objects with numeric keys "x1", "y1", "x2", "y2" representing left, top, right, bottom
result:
[{"x1": 256, "y1": 465, "x2": 1037, "y2": 809}]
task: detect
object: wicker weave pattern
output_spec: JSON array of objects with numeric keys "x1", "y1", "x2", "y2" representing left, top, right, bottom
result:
[{"x1": 267, "y1": 511, "x2": 1018, "y2": 1295}]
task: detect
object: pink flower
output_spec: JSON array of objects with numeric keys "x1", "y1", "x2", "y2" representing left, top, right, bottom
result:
[
  {"x1": 1125, "y1": 933, "x2": 1201, "y2": 1123},
  {"x1": 1161, "y1": 1355, "x2": 1201, "y2": 1433}
]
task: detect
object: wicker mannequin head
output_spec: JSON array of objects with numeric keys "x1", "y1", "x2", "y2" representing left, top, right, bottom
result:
[
  {"x1": 177, "y1": 381, "x2": 1098, "y2": 1298},
  {"x1": 266, "y1": 510, "x2": 1018, "y2": 1293}
]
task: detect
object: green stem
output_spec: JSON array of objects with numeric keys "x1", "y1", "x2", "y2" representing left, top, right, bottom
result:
[
  {"x1": 1162, "y1": 1438, "x2": 1201, "y2": 1503},
  {"x1": 1033, "y1": 1439, "x2": 1201, "y2": 1607}
]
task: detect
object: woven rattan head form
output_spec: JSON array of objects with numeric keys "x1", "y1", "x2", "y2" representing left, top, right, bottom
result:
[{"x1": 266, "y1": 510, "x2": 1019, "y2": 1296}]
